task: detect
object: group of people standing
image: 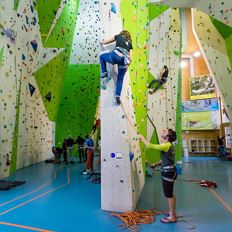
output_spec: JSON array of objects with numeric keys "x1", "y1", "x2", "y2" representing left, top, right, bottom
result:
[{"x1": 52, "y1": 135, "x2": 97, "y2": 174}]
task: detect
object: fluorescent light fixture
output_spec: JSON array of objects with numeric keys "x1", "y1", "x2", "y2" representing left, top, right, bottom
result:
[
  {"x1": 180, "y1": 60, "x2": 187, "y2": 68},
  {"x1": 193, "y1": 51, "x2": 201, "y2": 58}
]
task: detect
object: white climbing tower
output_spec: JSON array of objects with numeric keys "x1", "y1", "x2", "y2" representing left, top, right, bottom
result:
[{"x1": 99, "y1": 1, "x2": 144, "y2": 212}]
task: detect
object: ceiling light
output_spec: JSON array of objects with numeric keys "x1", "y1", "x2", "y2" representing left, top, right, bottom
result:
[
  {"x1": 193, "y1": 51, "x2": 201, "y2": 58},
  {"x1": 180, "y1": 61, "x2": 187, "y2": 68}
]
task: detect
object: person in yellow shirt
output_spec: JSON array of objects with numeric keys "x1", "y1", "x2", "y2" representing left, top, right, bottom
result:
[{"x1": 139, "y1": 129, "x2": 177, "y2": 223}]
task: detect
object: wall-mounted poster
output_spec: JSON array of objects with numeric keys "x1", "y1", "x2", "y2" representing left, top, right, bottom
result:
[
  {"x1": 182, "y1": 98, "x2": 219, "y2": 112},
  {"x1": 189, "y1": 75, "x2": 216, "y2": 100},
  {"x1": 182, "y1": 111, "x2": 220, "y2": 130}
]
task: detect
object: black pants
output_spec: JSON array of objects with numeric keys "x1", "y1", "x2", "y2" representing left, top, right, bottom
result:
[
  {"x1": 148, "y1": 79, "x2": 166, "y2": 94},
  {"x1": 78, "y1": 148, "x2": 85, "y2": 162},
  {"x1": 63, "y1": 152, "x2": 67, "y2": 163},
  {"x1": 161, "y1": 170, "x2": 177, "y2": 198}
]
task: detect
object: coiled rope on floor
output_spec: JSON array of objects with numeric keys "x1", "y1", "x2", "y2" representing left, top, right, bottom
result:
[
  {"x1": 109, "y1": 209, "x2": 161, "y2": 231},
  {"x1": 109, "y1": 209, "x2": 196, "y2": 231}
]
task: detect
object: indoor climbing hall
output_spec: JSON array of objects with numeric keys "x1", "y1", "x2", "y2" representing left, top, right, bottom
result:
[{"x1": 0, "y1": 0, "x2": 232, "y2": 231}]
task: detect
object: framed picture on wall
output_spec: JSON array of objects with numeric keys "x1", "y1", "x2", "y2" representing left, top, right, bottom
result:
[
  {"x1": 182, "y1": 98, "x2": 219, "y2": 112},
  {"x1": 189, "y1": 75, "x2": 216, "y2": 100}
]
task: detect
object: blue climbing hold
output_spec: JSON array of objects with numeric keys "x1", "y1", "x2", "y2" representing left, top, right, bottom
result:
[
  {"x1": 110, "y1": 3, "x2": 116, "y2": 14},
  {"x1": 30, "y1": 40, "x2": 38, "y2": 52},
  {"x1": 129, "y1": 151, "x2": 134, "y2": 161},
  {"x1": 110, "y1": 153, "x2": 115, "y2": 158},
  {"x1": 28, "y1": 83, "x2": 35, "y2": 96}
]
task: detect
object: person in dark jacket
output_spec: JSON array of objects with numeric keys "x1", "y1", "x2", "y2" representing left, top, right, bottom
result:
[
  {"x1": 217, "y1": 135, "x2": 228, "y2": 158},
  {"x1": 66, "y1": 135, "x2": 75, "y2": 164},
  {"x1": 52, "y1": 147, "x2": 62, "y2": 163},
  {"x1": 148, "y1": 65, "x2": 169, "y2": 94},
  {"x1": 62, "y1": 139, "x2": 68, "y2": 164},
  {"x1": 139, "y1": 129, "x2": 177, "y2": 223},
  {"x1": 75, "y1": 135, "x2": 86, "y2": 163}
]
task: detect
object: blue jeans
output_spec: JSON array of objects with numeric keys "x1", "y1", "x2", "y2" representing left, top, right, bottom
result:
[{"x1": 100, "y1": 51, "x2": 127, "y2": 97}]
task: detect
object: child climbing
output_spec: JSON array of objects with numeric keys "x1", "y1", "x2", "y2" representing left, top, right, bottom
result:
[
  {"x1": 139, "y1": 129, "x2": 178, "y2": 223},
  {"x1": 148, "y1": 65, "x2": 169, "y2": 94},
  {"x1": 100, "y1": 30, "x2": 133, "y2": 105}
]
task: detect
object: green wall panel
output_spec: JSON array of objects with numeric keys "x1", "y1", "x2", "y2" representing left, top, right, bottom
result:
[
  {"x1": 56, "y1": 64, "x2": 100, "y2": 146},
  {"x1": 211, "y1": 17, "x2": 232, "y2": 68},
  {"x1": 34, "y1": 51, "x2": 67, "y2": 121},
  {"x1": 44, "y1": 0, "x2": 80, "y2": 48},
  {"x1": 14, "y1": 0, "x2": 20, "y2": 11},
  {"x1": 121, "y1": 0, "x2": 149, "y2": 170},
  {"x1": 147, "y1": 3, "x2": 170, "y2": 22},
  {"x1": 36, "y1": 0, "x2": 62, "y2": 45},
  {"x1": 0, "y1": 47, "x2": 4, "y2": 67},
  {"x1": 211, "y1": 18, "x2": 232, "y2": 39},
  {"x1": 34, "y1": 0, "x2": 80, "y2": 122},
  {"x1": 10, "y1": 79, "x2": 22, "y2": 174},
  {"x1": 226, "y1": 34, "x2": 232, "y2": 68}
]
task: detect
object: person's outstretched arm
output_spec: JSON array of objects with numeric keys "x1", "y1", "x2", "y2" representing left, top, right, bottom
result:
[
  {"x1": 100, "y1": 37, "x2": 115, "y2": 45},
  {"x1": 139, "y1": 135, "x2": 170, "y2": 152}
]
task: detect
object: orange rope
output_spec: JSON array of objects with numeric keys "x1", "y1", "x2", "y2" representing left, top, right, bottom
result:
[{"x1": 109, "y1": 210, "x2": 159, "y2": 231}]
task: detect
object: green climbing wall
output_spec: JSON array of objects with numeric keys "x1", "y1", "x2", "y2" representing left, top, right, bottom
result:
[
  {"x1": 211, "y1": 18, "x2": 232, "y2": 68},
  {"x1": 34, "y1": 0, "x2": 80, "y2": 122},
  {"x1": 36, "y1": 0, "x2": 62, "y2": 45},
  {"x1": 56, "y1": 64, "x2": 100, "y2": 146},
  {"x1": 121, "y1": 0, "x2": 149, "y2": 168},
  {"x1": 34, "y1": 51, "x2": 67, "y2": 121},
  {"x1": 148, "y1": 3, "x2": 170, "y2": 21},
  {"x1": 226, "y1": 34, "x2": 232, "y2": 68}
]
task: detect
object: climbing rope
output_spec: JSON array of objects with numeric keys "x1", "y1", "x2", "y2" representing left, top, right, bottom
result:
[
  {"x1": 121, "y1": 102, "x2": 138, "y2": 133},
  {"x1": 109, "y1": 208, "x2": 196, "y2": 231},
  {"x1": 109, "y1": 210, "x2": 157, "y2": 231}
]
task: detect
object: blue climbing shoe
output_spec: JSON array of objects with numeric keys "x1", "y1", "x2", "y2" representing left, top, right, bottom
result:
[{"x1": 101, "y1": 78, "x2": 107, "y2": 90}]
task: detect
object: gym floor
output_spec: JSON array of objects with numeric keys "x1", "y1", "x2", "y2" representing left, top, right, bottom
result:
[{"x1": 0, "y1": 157, "x2": 231, "y2": 232}]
